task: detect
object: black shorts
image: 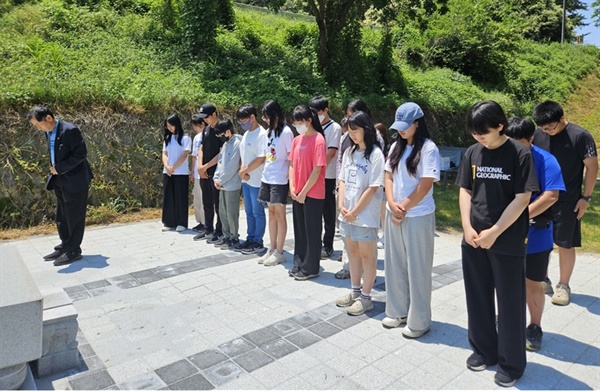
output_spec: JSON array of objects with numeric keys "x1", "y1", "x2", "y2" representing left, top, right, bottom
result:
[
  {"x1": 526, "y1": 249, "x2": 552, "y2": 282},
  {"x1": 258, "y1": 182, "x2": 289, "y2": 205},
  {"x1": 553, "y1": 200, "x2": 581, "y2": 248}
]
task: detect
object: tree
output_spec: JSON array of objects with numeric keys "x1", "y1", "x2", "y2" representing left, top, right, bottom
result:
[
  {"x1": 592, "y1": 0, "x2": 600, "y2": 27},
  {"x1": 180, "y1": 0, "x2": 218, "y2": 56}
]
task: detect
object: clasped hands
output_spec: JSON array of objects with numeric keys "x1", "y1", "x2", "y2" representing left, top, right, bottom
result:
[{"x1": 464, "y1": 226, "x2": 500, "y2": 249}]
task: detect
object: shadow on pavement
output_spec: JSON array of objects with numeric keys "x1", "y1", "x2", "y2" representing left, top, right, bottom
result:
[{"x1": 57, "y1": 254, "x2": 109, "y2": 274}]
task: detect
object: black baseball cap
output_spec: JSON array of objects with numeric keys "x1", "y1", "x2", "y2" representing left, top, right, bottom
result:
[{"x1": 197, "y1": 103, "x2": 217, "y2": 118}]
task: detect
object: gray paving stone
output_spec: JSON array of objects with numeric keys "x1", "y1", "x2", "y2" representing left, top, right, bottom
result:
[
  {"x1": 243, "y1": 327, "x2": 280, "y2": 346},
  {"x1": 153, "y1": 265, "x2": 183, "y2": 279},
  {"x1": 83, "y1": 280, "x2": 111, "y2": 290},
  {"x1": 328, "y1": 312, "x2": 364, "y2": 330},
  {"x1": 78, "y1": 343, "x2": 96, "y2": 359},
  {"x1": 68, "y1": 291, "x2": 92, "y2": 302},
  {"x1": 82, "y1": 355, "x2": 106, "y2": 372},
  {"x1": 64, "y1": 285, "x2": 87, "y2": 294},
  {"x1": 118, "y1": 373, "x2": 166, "y2": 390},
  {"x1": 201, "y1": 360, "x2": 244, "y2": 386},
  {"x1": 232, "y1": 349, "x2": 274, "y2": 373},
  {"x1": 291, "y1": 312, "x2": 323, "y2": 328},
  {"x1": 310, "y1": 304, "x2": 344, "y2": 320},
  {"x1": 259, "y1": 338, "x2": 299, "y2": 359},
  {"x1": 88, "y1": 285, "x2": 118, "y2": 297},
  {"x1": 107, "y1": 274, "x2": 142, "y2": 289},
  {"x1": 187, "y1": 349, "x2": 229, "y2": 370},
  {"x1": 155, "y1": 359, "x2": 198, "y2": 385},
  {"x1": 284, "y1": 330, "x2": 322, "y2": 349},
  {"x1": 307, "y1": 321, "x2": 342, "y2": 339},
  {"x1": 218, "y1": 338, "x2": 255, "y2": 358},
  {"x1": 270, "y1": 319, "x2": 303, "y2": 337},
  {"x1": 102, "y1": 385, "x2": 120, "y2": 390},
  {"x1": 130, "y1": 270, "x2": 163, "y2": 284},
  {"x1": 69, "y1": 370, "x2": 115, "y2": 390},
  {"x1": 168, "y1": 373, "x2": 214, "y2": 390}
]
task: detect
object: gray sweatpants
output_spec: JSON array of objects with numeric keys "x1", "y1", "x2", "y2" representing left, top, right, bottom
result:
[
  {"x1": 219, "y1": 189, "x2": 241, "y2": 241},
  {"x1": 384, "y1": 211, "x2": 435, "y2": 331}
]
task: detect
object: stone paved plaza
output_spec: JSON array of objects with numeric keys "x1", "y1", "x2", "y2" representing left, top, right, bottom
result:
[{"x1": 2, "y1": 206, "x2": 599, "y2": 390}]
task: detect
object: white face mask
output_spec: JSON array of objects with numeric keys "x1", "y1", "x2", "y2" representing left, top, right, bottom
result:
[
  {"x1": 295, "y1": 123, "x2": 308, "y2": 135},
  {"x1": 318, "y1": 114, "x2": 325, "y2": 123}
]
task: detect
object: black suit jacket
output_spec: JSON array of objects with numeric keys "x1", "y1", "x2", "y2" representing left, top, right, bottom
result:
[{"x1": 46, "y1": 120, "x2": 93, "y2": 194}]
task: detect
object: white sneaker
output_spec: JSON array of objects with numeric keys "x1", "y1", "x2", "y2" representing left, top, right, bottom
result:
[
  {"x1": 382, "y1": 316, "x2": 407, "y2": 328},
  {"x1": 377, "y1": 240, "x2": 384, "y2": 249},
  {"x1": 401, "y1": 325, "x2": 430, "y2": 339},
  {"x1": 258, "y1": 249, "x2": 273, "y2": 264},
  {"x1": 175, "y1": 225, "x2": 186, "y2": 232},
  {"x1": 264, "y1": 251, "x2": 285, "y2": 266},
  {"x1": 162, "y1": 226, "x2": 175, "y2": 232}
]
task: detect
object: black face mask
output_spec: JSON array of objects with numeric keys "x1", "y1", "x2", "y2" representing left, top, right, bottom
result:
[{"x1": 217, "y1": 134, "x2": 229, "y2": 143}]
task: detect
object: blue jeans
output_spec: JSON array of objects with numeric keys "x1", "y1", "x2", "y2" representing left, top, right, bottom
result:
[{"x1": 242, "y1": 183, "x2": 266, "y2": 244}]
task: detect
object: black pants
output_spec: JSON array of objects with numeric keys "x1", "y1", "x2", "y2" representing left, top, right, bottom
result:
[
  {"x1": 462, "y1": 244, "x2": 526, "y2": 380},
  {"x1": 53, "y1": 179, "x2": 89, "y2": 254},
  {"x1": 322, "y1": 178, "x2": 336, "y2": 249},
  {"x1": 293, "y1": 197, "x2": 324, "y2": 275},
  {"x1": 200, "y1": 176, "x2": 222, "y2": 235},
  {"x1": 162, "y1": 174, "x2": 189, "y2": 228}
]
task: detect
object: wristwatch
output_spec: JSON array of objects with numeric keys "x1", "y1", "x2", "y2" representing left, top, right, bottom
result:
[{"x1": 582, "y1": 195, "x2": 592, "y2": 203}]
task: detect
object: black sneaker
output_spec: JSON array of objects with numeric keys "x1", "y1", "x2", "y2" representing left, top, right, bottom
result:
[
  {"x1": 213, "y1": 237, "x2": 228, "y2": 246},
  {"x1": 466, "y1": 353, "x2": 487, "y2": 371},
  {"x1": 320, "y1": 246, "x2": 333, "y2": 259},
  {"x1": 192, "y1": 223, "x2": 205, "y2": 232},
  {"x1": 294, "y1": 271, "x2": 319, "y2": 281},
  {"x1": 526, "y1": 323, "x2": 543, "y2": 351},
  {"x1": 193, "y1": 230, "x2": 212, "y2": 241},
  {"x1": 494, "y1": 372, "x2": 517, "y2": 387},
  {"x1": 241, "y1": 242, "x2": 265, "y2": 255},
  {"x1": 233, "y1": 240, "x2": 252, "y2": 252},
  {"x1": 288, "y1": 266, "x2": 300, "y2": 277},
  {"x1": 221, "y1": 239, "x2": 239, "y2": 250},
  {"x1": 206, "y1": 233, "x2": 223, "y2": 244}
]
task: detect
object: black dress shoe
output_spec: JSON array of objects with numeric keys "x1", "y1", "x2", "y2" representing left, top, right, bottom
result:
[
  {"x1": 43, "y1": 249, "x2": 63, "y2": 261},
  {"x1": 53, "y1": 252, "x2": 83, "y2": 266}
]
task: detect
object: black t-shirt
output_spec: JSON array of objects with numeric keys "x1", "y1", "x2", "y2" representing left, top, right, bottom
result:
[
  {"x1": 201, "y1": 125, "x2": 224, "y2": 176},
  {"x1": 456, "y1": 138, "x2": 539, "y2": 256},
  {"x1": 533, "y1": 123, "x2": 597, "y2": 201}
]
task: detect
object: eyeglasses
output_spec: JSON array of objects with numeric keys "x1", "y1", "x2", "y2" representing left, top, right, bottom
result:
[{"x1": 540, "y1": 122, "x2": 560, "y2": 133}]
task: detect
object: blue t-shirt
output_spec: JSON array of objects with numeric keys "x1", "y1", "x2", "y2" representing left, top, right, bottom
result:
[{"x1": 527, "y1": 145, "x2": 565, "y2": 254}]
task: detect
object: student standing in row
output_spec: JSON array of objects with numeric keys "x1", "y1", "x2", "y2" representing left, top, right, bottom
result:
[
  {"x1": 505, "y1": 117, "x2": 565, "y2": 351},
  {"x1": 195, "y1": 103, "x2": 224, "y2": 242},
  {"x1": 190, "y1": 114, "x2": 206, "y2": 232},
  {"x1": 257, "y1": 100, "x2": 295, "y2": 263},
  {"x1": 382, "y1": 103, "x2": 440, "y2": 338},
  {"x1": 308, "y1": 96, "x2": 342, "y2": 260},
  {"x1": 236, "y1": 104, "x2": 268, "y2": 255},
  {"x1": 161, "y1": 114, "x2": 191, "y2": 232},
  {"x1": 213, "y1": 120, "x2": 242, "y2": 249},
  {"x1": 457, "y1": 100, "x2": 538, "y2": 388},
  {"x1": 289, "y1": 105, "x2": 327, "y2": 280},
  {"x1": 335, "y1": 111, "x2": 385, "y2": 315}
]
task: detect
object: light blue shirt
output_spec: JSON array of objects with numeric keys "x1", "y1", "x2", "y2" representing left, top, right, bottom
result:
[{"x1": 49, "y1": 118, "x2": 60, "y2": 166}]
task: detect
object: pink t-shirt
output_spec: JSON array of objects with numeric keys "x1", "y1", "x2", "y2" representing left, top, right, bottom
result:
[{"x1": 289, "y1": 132, "x2": 327, "y2": 199}]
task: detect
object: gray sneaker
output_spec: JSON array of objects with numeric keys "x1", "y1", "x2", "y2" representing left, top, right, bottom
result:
[
  {"x1": 541, "y1": 277, "x2": 554, "y2": 295},
  {"x1": 551, "y1": 282, "x2": 571, "y2": 306},
  {"x1": 347, "y1": 296, "x2": 373, "y2": 316},
  {"x1": 336, "y1": 291, "x2": 359, "y2": 307},
  {"x1": 264, "y1": 251, "x2": 286, "y2": 266},
  {"x1": 258, "y1": 249, "x2": 273, "y2": 264}
]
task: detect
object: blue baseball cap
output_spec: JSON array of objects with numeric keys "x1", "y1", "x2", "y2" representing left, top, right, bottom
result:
[{"x1": 390, "y1": 102, "x2": 424, "y2": 131}]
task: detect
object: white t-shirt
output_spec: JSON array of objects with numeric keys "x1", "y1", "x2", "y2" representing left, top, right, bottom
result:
[
  {"x1": 322, "y1": 120, "x2": 342, "y2": 179},
  {"x1": 261, "y1": 125, "x2": 295, "y2": 185},
  {"x1": 338, "y1": 146, "x2": 385, "y2": 228},
  {"x1": 191, "y1": 132, "x2": 203, "y2": 180},
  {"x1": 163, "y1": 134, "x2": 192, "y2": 176},
  {"x1": 240, "y1": 125, "x2": 268, "y2": 188},
  {"x1": 385, "y1": 139, "x2": 440, "y2": 217}
]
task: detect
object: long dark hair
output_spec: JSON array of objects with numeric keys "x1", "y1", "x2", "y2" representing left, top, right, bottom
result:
[
  {"x1": 164, "y1": 114, "x2": 184, "y2": 146},
  {"x1": 346, "y1": 111, "x2": 379, "y2": 162},
  {"x1": 388, "y1": 117, "x2": 430, "y2": 176},
  {"x1": 346, "y1": 99, "x2": 372, "y2": 118},
  {"x1": 262, "y1": 100, "x2": 285, "y2": 138},
  {"x1": 292, "y1": 105, "x2": 324, "y2": 136}
]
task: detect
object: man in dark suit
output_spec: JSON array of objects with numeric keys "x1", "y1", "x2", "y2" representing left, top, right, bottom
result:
[{"x1": 28, "y1": 106, "x2": 93, "y2": 266}]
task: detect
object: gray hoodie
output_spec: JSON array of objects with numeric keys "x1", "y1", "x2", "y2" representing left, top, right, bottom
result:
[{"x1": 214, "y1": 134, "x2": 242, "y2": 191}]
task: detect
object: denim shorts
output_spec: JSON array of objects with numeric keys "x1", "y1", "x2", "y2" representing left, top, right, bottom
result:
[
  {"x1": 339, "y1": 221, "x2": 378, "y2": 242},
  {"x1": 258, "y1": 182, "x2": 289, "y2": 205}
]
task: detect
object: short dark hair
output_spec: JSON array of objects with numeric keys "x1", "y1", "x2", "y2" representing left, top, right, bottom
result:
[
  {"x1": 27, "y1": 105, "x2": 54, "y2": 121},
  {"x1": 237, "y1": 104, "x2": 257, "y2": 120},
  {"x1": 506, "y1": 117, "x2": 536, "y2": 141},
  {"x1": 308, "y1": 96, "x2": 328, "y2": 112},
  {"x1": 214, "y1": 119, "x2": 235, "y2": 135},
  {"x1": 191, "y1": 114, "x2": 205, "y2": 126},
  {"x1": 532, "y1": 101, "x2": 564, "y2": 126},
  {"x1": 466, "y1": 100, "x2": 508, "y2": 136}
]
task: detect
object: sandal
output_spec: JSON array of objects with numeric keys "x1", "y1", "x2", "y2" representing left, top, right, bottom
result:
[{"x1": 335, "y1": 269, "x2": 351, "y2": 279}]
